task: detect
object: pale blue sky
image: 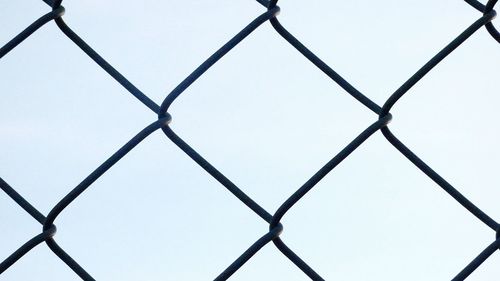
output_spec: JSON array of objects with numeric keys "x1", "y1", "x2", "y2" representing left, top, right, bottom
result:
[{"x1": 1, "y1": 0, "x2": 499, "y2": 280}]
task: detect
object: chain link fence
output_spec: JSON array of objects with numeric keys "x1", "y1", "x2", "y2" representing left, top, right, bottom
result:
[{"x1": 1, "y1": 0, "x2": 499, "y2": 280}]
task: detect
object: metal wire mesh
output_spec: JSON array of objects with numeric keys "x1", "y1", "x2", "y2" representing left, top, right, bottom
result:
[{"x1": 1, "y1": 0, "x2": 499, "y2": 280}]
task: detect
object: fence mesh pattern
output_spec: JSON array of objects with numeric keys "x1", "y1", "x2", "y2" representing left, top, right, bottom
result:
[{"x1": 1, "y1": 0, "x2": 499, "y2": 280}]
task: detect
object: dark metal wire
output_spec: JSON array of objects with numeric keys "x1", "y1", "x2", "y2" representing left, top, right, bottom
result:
[{"x1": 1, "y1": 0, "x2": 498, "y2": 279}]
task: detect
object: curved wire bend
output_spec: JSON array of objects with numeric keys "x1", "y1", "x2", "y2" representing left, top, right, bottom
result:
[
  {"x1": 0, "y1": 7, "x2": 65, "y2": 59},
  {"x1": 464, "y1": 0, "x2": 499, "y2": 43},
  {"x1": 485, "y1": 0, "x2": 500, "y2": 43}
]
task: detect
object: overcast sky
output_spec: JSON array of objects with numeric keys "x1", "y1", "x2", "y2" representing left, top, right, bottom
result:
[{"x1": 1, "y1": 0, "x2": 499, "y2": 280}]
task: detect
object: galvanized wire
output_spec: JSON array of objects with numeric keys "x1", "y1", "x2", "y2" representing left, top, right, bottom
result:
[{"x1": 1, "y1": 0, "x2": 499, "y2": 280}]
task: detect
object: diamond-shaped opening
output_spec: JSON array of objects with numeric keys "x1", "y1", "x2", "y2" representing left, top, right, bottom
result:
[
  {"x1": 166, "y1": 20, "x2": 375, "y2": 212},
  {"x1": 277, "y1": 133, "x2": 496, "y2": 280},
  {"x1": 53, "y1": 0, "x2": 264, "y2": 104},
  {"x1": 271, "y1": 0, "x2": 481, "y2": 105},
  {"x1": 51, "y1": 132, "x2": 267, "y2": 280}
]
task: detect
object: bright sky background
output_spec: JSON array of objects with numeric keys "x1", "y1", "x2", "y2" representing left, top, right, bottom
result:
[{"x1": 1, "y1": 0, "x2": 499, "y2": 280}]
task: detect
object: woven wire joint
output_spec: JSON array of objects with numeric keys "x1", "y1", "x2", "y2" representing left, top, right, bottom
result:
[{"x1": 1, "y1": 0, "x2": 499, "y2": 280}]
